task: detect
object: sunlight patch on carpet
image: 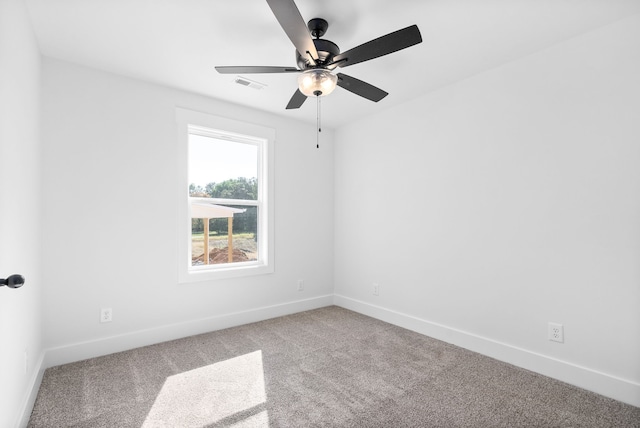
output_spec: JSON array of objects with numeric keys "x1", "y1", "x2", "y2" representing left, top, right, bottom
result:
[{"x1": 142, "y1": 350, "x2": 268, "y2": 427}]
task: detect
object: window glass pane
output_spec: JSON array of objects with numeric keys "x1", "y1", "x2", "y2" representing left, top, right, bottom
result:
[
  {"x1": 191, "y1": 206, "x2": 258, "y2": 266},
  {"x1": 189, "y1": 134, "x2": 258, "y2": 200}
]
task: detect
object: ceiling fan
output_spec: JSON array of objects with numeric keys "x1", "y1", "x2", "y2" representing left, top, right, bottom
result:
[{"x1": 215, "y1": 0, "x2": 423, "y2": 110}]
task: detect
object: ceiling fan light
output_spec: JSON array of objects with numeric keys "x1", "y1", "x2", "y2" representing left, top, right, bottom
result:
[{"x1": 298, "y1": 69, "x2": 337, "y2": 97}]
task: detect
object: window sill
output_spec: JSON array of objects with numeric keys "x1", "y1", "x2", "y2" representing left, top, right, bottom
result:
[{"x1": 179, "y1": 262, "x2": 274, "y2": 283}]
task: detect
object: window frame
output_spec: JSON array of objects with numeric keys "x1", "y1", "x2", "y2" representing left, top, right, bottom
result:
[{"x1": 176, "y1": 108, "x2": 275, "y2": 283}]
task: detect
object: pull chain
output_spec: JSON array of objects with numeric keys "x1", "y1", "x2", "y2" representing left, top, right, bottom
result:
[{"x1": 316, "y1": 94, "x2": 321, "y2": 149}]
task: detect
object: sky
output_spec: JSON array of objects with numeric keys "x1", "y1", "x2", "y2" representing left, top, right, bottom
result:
[{"x1": 189, "y1": 134, "x2": 258, "y2": 187}]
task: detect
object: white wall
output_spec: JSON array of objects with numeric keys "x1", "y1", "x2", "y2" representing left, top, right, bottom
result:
[
  {"x1": 334, "y1": 15, "x2": 640, "y2": 406},
  {"x1": 41, "y1": 59, "x2": 334, "y2": 363},
  {"x1": 0, "y1": 0, "x2": 43, "y2": 426}
]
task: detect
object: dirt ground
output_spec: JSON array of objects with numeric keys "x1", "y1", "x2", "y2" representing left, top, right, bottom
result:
[{"x1": 192, "y1": 236, "x2": 257, "y2": 265}]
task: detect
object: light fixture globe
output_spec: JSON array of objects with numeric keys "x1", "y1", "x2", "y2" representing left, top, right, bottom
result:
[{"x1": 298, "y1": 69, "x2": 338, "y2": 97}]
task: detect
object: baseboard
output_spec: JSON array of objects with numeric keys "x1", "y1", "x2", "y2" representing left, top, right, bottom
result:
[
  {"x1": 17, "y1": 350, "x2": 46, "y2": 428},
  {"x1": 44, "y1": 295, "x2": 333, "y2": 369},
  {"x1": 333, "y1": 294, "x2": 640, "y2": 408}
]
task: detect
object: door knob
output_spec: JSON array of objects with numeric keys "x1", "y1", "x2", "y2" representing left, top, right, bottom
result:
[{"x1": 1, "y1": 274, "x2": 25, "y2": 289}]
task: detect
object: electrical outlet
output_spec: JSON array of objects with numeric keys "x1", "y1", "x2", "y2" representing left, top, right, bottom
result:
[
  {"x1": 548, "y1": 322, "x2": 564, "y2": 343},
  {"x1": 373, "y1": 283, "x2": 379, "y2": 296},
  {"x1": 100, "y1": 308, "x2": 113, "y2": 323},
  {"x1": 297, "y1": 279, "x2": 304, "y2": 291}
]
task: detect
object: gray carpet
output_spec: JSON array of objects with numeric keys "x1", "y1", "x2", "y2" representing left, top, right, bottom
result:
[{"x1": 29, "y1": 306, "x2": 640, "y2": 427}]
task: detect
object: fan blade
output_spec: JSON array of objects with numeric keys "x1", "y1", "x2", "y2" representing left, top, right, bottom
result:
[
  {"x1": 215, "y1": 66, "x2": 300, "y2": 74},
  {"x1": 336, "y1": 73, "x2": 388, "y2": 102},
  {"x1": 286, "y1": 89, "x2": 307, "y2": 109},
  {"x1": 332, "y1": 25, "x2": 422, "y2": 68},
  {"x1": 266, "y1": 0, "x2": 319, "y2": 61}
]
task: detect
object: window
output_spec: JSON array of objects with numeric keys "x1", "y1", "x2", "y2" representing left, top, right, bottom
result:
[{"x1": 177, "y1": 109, "x2": 274, "y2": 282}]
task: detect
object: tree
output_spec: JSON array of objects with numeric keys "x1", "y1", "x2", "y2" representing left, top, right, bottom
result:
[
  {"x1": 189, "y1": 183, "x2": 207, "y2": 197},
  {"x1": 206, "y1": 177, "x2": 257, "y2": 200}
]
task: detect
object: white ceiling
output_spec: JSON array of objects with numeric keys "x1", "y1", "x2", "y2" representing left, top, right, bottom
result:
[{"x1": 25, "y1": 0, "x2": 640, "y2": 129}]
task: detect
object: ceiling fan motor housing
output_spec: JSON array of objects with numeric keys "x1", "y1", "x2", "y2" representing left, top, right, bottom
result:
[
  {"x1": 296, "y1": 38, "x2": 340, "y2": 69},
  {"x1": 295, "y1": 17, "x2": 339, "y2": 69}
]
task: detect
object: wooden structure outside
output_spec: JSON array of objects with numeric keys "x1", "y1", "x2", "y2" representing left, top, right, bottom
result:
[{"x1": 191, "y1": 201, "x2": 246, "y2": 264}]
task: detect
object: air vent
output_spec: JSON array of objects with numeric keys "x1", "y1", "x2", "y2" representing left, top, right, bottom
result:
[{"x1": 234, "y1": 77, "x2": 267, "y2": 90}]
